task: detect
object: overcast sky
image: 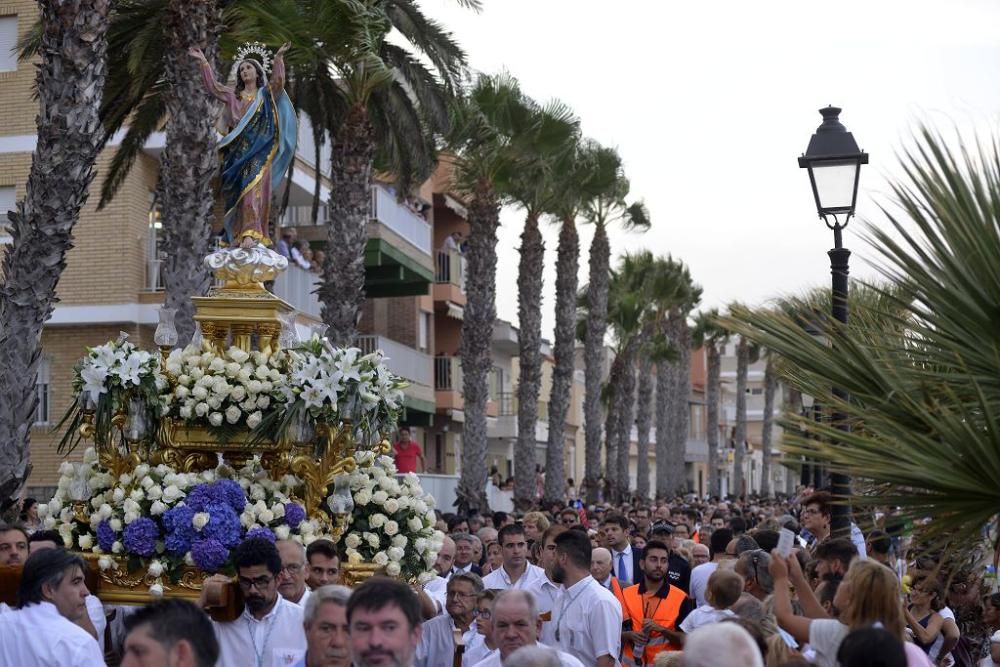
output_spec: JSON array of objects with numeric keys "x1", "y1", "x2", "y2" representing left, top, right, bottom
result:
[{"x1": 423, "y1": 0, "x2": 1000, "y2": 338}]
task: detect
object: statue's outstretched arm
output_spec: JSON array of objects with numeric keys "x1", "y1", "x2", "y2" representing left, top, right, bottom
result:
[
  {"x1": 189, "y1": 47, "x2": 233, "y2": 102},
  {"x1": 269, "y1": 42, "x2": 290, "y2": 95}
]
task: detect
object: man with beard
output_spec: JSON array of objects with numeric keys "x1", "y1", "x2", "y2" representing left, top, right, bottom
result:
[
  {"x1": 415, "y1": 572, "x2": 487, "y2": 667},
  {"x1": 348, "y1": 578, "x2": 423, "y2": 667},
  {"x1": 202, "y1": 537, "x2": 306, "y2": 667},
  {"x1": 619, "y1": 540, "x2": 693, "y2": 665},
  {"x1": 550, "y1": 530, "x2": 622, "y2": 667},
  {"x1": 291, "y1": 586, "x2": 352, "y2": 667},
  {"x1": 529, "y1": 525, "x2": 568, "y2": 645},
  {"x1": 423, "y1": 535, "x2": 456, "y2": 613},
  {"x1": 469, "y1": 591, "x2": 583, "y2": 667}
]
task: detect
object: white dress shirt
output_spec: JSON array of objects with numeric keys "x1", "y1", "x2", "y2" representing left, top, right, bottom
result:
[
  {"x1": 678, "y1": 604, "x2": 735, "y2": 633},
  {"x1": 481, "y1": 562, "x2": 546, "y2": 591},
  {"x1": 463, "y1": 638, "x2": 496, "y2": 666},
  {"x1": 611, "y1": 544, "x2": 635, "y2": 586},
  {"x1": 689, "y1": 561, "x2": 718, "y2": 607},
  {"x1": 525, "y1": 575, "x2": 563, "y2": 645},
  {"x1": 85, "y1": 594, "x2": 108, "y2": 653},
  {"x1": 0, "y1": 601, "x2": 105, "y2": 667},
  {"x1": 288, "y1": 587, "x2": 311, "y2": 609},
  {"x1": 213, "y1": 595, "x2": 306, "y2": 667},
  {"x1": 551, "y1": 576, "x2": 623, "y2": 666},
  {"x1": 471, "y1": 647, "x2": 584, "y2": 667},
  {"x1": 423, "y1": 574, "x2": 450, "y2": 614},
  {"x1": 414, "y1": 613, "x2": 484, "y2": 667}
]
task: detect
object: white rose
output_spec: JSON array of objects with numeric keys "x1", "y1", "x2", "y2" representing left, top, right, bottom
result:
[
  {"x1": 372, "y1": 490, "x2": 389, "y2": 505},
  {"x1": 384, "y1": 521, "x2": 399, "y2": 536},
  {"x1": 386, "y1": 562, "x2": 401, "y2": 577},
  {"x1": 388, "y1": 546, "x2": 404, "y2": 562},
  {"x1": 149, "y1": 582, "x2": 164, "y2": 597},
  {"x1": 274, "y1": 525, "x2": 290, "y2": 540},
  {"x1": 246, "y1": 411, "x2": 262, "y2": 430},
  {"x1": 230, "y1": 385, "x2": 247, "y2": 402},
  {"x1": 209, "y1": 412, "x2": 224, "y2": 427},
  {"x1": 49, "y1": 498, "x2": 62, "y2": 513},
  {"x1": 270, "y1": 503, "x2": 285, "y2": 518},
  {"x1": 124, "y1": 510, "x2": 139, "y2": 525},
  {"x1": 112, "y1": 488, "x2": 125, "y2": 503},
  {"x1": 43, "y1": 516, "x2": 57, "y2": 530},
  {"x1": 408, "y1": 517, "x2": 424, "y2": 532},
  {"x1": 192, "y1": 513, "x2": 210, "y2": 530},
  {"x1": 366, "y1": 533, "x2": 381, "y2": 549},
  {"x1": 179, "y1": 405, "x2": 193, "y2": 419},
  {"x1": 99, "y1": 503, "x2": 113, "y2": 519},
  {"x1": 391, "y1": 535, "x2": 408, "y2": 548},
  {"x1": 348, "y1": 551, "x2": 363, "y2": 565},
  {"x1": 251, "y1": 485, "x2": 267, "y2": 501},
  {"x1": 148, "y1": 560, "x2": 164, "y2": 577},
  {"x1": 124, "y1": 499, "x2": 140, "y2": 514},
  {"x1": 162, "y1": 485, "x2": 182, "y2": 502},
  {"x1": 369, "y1": 513, "x2": 387, "y2": 529},
  {"x1": 254, "y1": 365, "x2": 269, "y2": 380},
  {"x1": 206, "y1": 396, "x2": 222, "y2": 410},
  {"x1": 150, "y1": 500, "x2": 167, "y2": 516},
  {"x1": 192, "y1": 386, "x2": 208, "y2": 400},
  {"x1": 345, "y1": 534, "x2": 362, "y2": 549},
  {"x1": 112, "y1": 541, "x2": 123, "y2": 554},
  {"x1": 258, "y1": 509, "x2": 274, "y2": 524},
  {"x1": 83, "y1": 448, "x2": 98, "y2": 464},
  {"x1": 98, "y1": 556, "x2": 114, "y2": 571},
  {"x1": 146, "y1": 485, "x2": 163, "y2": 500},
  {"x1": 78, "y1": 534, "x2": 94, "y2": 550},
  {"x1": 59, "y1": 461, "x2": 75, "y2": 476},
  {"x1": 383, "y1": 498, "x2": 400, "y2": 514},
  {"x1": 140, "y1": 476, "x2": 154, "y2": 490},
  {"x1": 299, "y1": 521, "x2": 315, "y2": 535},
  {"x1": 225, "y1": 405, "x2": 241, "y2": 424},
  {"x1": 194, "y1": 402, "x2": 209, "y2": 417},
  {"x1": 110, "y1": 517, "x2": 123, "y2": 532},
  {"x1": 130, "y1": 489, "x2": 144, "y2": 502},
  {"x1": 208, "y1": 357, "x2": 225, "y2": 372},
  {"x1": 373, "y1": 551, "x2": 389, "y2": 567},
  {"x1": 256, "y1": 395, "x2": 270, "y2": 410},
  {"x1": 354, "y1": 490, "x2": 371, "y2": 506}
]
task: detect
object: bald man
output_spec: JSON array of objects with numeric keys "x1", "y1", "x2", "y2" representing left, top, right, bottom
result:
[
  {"x1": 423, "y1": 536, "x2": 456, "y2": 613},
  {"x1": 692, "y1": 543, "x2": 710, "y2": 567},
  {"x1": 590, "y1": 547, "x2": 624, "y2": 602}
]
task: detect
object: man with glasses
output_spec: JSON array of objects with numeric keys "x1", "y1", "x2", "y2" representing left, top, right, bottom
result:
[
  {"x1": 558, "y1": 509, "x2": 580, "y2": 527},
  {"x1": 529, "y1": 525, "x2": 569, "y2": 645},
  {"x1": 415, "y1": 572, "x2": 487, "y2": 667},
  {"x1": 734, "y1": 549, "x2": 774, "y2": 601},
  {"x1": 277, "y1": 539, "x2": 311, "y2": 607},
  {"x1": 201, "y1": 537, "x2": 306, "y2": 667}
]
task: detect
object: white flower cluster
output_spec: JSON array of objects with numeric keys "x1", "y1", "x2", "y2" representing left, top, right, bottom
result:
[
  {"x1": 164, "y1": 344, "x2": 287, "y2": 430},
  {"x1": 232, "y1": 457, "x2": 322, "y2": 545},
  {"x1": 284, "y1": 341, "x2": 406, "y2": 441},
  {"x1": 75, "y1": 337, "x2": 166, "y2": 398},
  {"x1": 338, "y1": 451, "x2": 443, "y2": 582}
]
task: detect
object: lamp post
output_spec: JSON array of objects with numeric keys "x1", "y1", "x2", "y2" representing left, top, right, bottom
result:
[{"x1": 798, "y1": 106, "x2": 867, "y2": 538}]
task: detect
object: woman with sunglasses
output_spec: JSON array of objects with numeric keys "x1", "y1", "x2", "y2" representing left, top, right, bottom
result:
[{"x1": 905, "y1": 579, "x2": 944, "y2": 654}]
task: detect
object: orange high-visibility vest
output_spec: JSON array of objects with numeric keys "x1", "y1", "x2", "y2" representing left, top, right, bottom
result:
[{"x1": 620, "y1": 581, "x2": 687, "y2": 663}]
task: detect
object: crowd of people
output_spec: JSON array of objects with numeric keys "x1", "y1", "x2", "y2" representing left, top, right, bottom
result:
[{"x1": 0, "y1": 487, "x2": 998, "y2": 667}]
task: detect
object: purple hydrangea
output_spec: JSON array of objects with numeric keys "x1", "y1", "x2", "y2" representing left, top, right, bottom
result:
[
  {"x1": 96, "y1": 520, "x2": 117, "y2": 552},
  {"x1": 191, "y1": 538, "x2": 230, "y2": 572},
  {"x1": 162, "y1": 505, "x2": 196, "y2": 555},
  {"x1": 215, "y1": 479, "x2": 247, "y2": 512},
  {"x1": 201, "y1": 503, "x2": 242, "y2": 548},
  {"x1": 184, "y1": 483, "x2": 216, "y2": 512},
  {"x1": 123, "y1": 517, "x2": 159, "y2": 557},
  {"x1": 187, "y1": 480, "x2": 248, "y2": 513},
  {"x1": 283, "y1": 503, "x2": 306, "y2": 529},
  {"x1": 245, "y1": 526, "x2": 276, "y2": 543}
]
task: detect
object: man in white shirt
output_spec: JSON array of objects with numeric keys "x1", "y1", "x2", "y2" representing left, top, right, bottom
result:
[
  {"x1": 415, "y1": 572, "x2": 487, "y2": 667},
  {"x1": 277, "y1": 539, "x2": 312, "y2": 607},
  {"x1": 602, "y1": 514, "x2": 638, "y2": 587},
  {"x1": 482, "y1": 524, "x2": 545, "y2": 591},
  {"x1": 528, "y1": 525, "x2": 567, "y2": 645},
  {"x1": 120, "y1": 598, "x2": 220, "y2": 667},
  {"x1": 0, "y1": 548, "x2": 105, "y2": 667},
  {"x1": 290, "y1": 585, "x2": 353, "y2": 667},
  {"x1": 423, "y1": 535, "x2": 456, "y2": 613},
  {"x1": 549, "y1": 530, "x2": 623, "y2": 667},
  {"x1": 347, "y1": 578, "x2": 424, "y2": 667},
  {"x1": 202, "y1": 537, "x2": 306, "y2": 667},
  {"x1": 690, "y1": 528, "x2": 733, "y2": 607},
  {"x1": 470, "y1": 591, "x2": 583, "y2": 667}
]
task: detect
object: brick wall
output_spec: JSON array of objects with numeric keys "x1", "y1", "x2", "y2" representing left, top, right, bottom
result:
[{"x1": 0, "y1": 1, "x2": 41, "y2": 136}]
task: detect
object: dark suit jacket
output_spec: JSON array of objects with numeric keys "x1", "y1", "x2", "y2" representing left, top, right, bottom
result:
[{"x1": 454, "y1": 563, "x2": 482, "y2": 577}]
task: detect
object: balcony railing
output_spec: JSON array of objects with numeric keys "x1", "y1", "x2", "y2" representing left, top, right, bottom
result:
[
  {"x1": 434, "y1": 356, "x2": 462, "y2": 391},
  {"x1": 357, "y1": 335, "x2": 433, "y2": 388},
  {"x1": 435, "y1": 250, "x2": 467, "y2": 292},
  {"x1": 497, "y1": 391, "x2": 549, "y2": 421},
  {"x1": 279, "y1": 204, "x2": 327, "y2": 227},
  {"x1": 372, "y1": 185, "x2": 432, "y2": 255},
  {"x1": 272, "y1": 266, "x2": 321, "y2": 319}
]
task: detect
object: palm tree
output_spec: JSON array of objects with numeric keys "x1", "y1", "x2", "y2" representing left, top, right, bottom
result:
[
  {"x1": 692, "y1": 309, "x2": 729, "y2": 499},
  {"x1": 447, "y1": 73, "x2": 533, "y2": 513},
  {"x1": 726, "y1": 127, "x2": 1000, "y2": 551},
  {"x1": 505, "y1": 101, "x2": 579, "y2": 510},
  {"x1": 580, "y1": 145, "x2": 649, "y2": 504},
  {"x1": 760, "y1": 350, "x2": 778, "y2": 497},
  {"x1": 0, "y1": 0, "x2": 111, "y2": 505},
  {"x1": 634, "y1": 344, "x2": 654, "y2": 501},
  {"x1": 732, "y1": 332, "x2": 749, "y2": 498}
]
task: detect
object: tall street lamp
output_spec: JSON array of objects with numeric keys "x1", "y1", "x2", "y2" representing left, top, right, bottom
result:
[{"x1": 798, "y1": 106, "x2": 867, "y2": 537}]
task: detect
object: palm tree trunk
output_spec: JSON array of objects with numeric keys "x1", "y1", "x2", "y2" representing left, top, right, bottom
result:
[
  {"x1": 0, "y1": 0, "x2": 111, "y2": 505},
  {"x1": 615, "y1": 348, "x2": 637, "y2": 503},
  {"x1": 583, "y1": 221, "x2": 610, "y2": 504},
  {"x1": 544, "y1": 217, "x2": 579, "y2": 505},
  {"x1": 760, "y1": 354, "x2": 777, "y2": 497},
  {"x1": 634, "y1": 350, "x2": 654, "y2": 501},
  {"x1": 706, "y1": 342, "x2": 722, "y2": 498},
  {"x1": 514, "y1": 212, "x2": 543, "y2": 510},
  {"x1": 784, "y1": 387, "x2": 803, "y2": 494},
  {"x1": 668, "y1": 315, "x2": 691, "y2": 496},
  {"x1": 456, "y1": 178, "x2": 499, "y2": 513},
  {"x1": 311, "y1": 120, "x2": 325, "y2": 224},
  {"x1": 654, "y1": 356, "x2": 670, "y2": 500},
  {"x1": 603, "y1": 361, "x2": 621, "y2": 503},
  {"x1": 159, "y1": 0, "x2": 222, "y2": 345},
  {"x1": 320, "y1": 103, "x2": 373, "y2": 346},
  {"x1": 734, "y1": 335, "x2": 749, "y2": 499}
]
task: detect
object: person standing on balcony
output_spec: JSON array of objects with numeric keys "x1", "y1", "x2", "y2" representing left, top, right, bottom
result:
[
  {"x1": 291, "y1": 240, "x2": 312, "y2": 271},
  {"x1": 394, "y1": 427, "x2": 425, "y2": 473},
  {"x1": 276, "y1": 227, "x2": 297, "y2": 258}
]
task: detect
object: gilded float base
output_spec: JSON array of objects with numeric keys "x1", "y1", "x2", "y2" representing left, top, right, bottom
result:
[{"x1": 341, "y1": 563, "x2": 383, "y2": 587}]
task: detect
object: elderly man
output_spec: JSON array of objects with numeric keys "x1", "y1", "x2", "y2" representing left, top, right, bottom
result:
[
  {"x1": 683, "y1": 622, "x2": 764, "y2": 667},
  {"x1": 277, "y1": 539, "x2": 311, "y2": 607},
  {"x1": 423, "y1": 535, "x2": 456, "y2": 612},
  {"x1": 590, "y1": 547, "x2": 624, "y2": 601},
  {"x1": 452, "y1": 533, "x2": 483, "y2": 576},
  {"x1": 347, "y1": 579, "x2": 423, "y2": 667},
  {"x1": 734, "y1": 549, "x2": 774, "y2": 601},
  {"x1": 0, "y1": 549, "x2": 105, "y2": 666},
  {"x1": 415, "y1": 572, "x2": 486, "y2": 667},
  {"x1": 292, "y1": 585, "x2": 353, "y2": 667},
  {"x1": 121, "y1": 599, "x2": 219, "y2": 667},
  {"x1": 469, "y1": 591, "x2": 583, "y2": 667},
  {"x1": 691, "y1": 543, "x2": 710, "y2": 567}
]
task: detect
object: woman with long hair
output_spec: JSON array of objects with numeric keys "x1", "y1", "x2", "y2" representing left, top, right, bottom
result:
[
  {"x1": 905, "y1": 578, "x2": 944, "y2": 654},
  {"x1": 770, "y1": 552, "x2": 933, "y2": 667},
  {"x1": 188, "y1": 43, "x2": 296, "y2": 249}
]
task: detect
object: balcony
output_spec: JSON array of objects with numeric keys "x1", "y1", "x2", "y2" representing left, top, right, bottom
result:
[
  {"x1": 356, "y1": 335, "x2": 435, "y2": 416},
  {"x1": 433, "y1": 251, "x2": 467, "y2": 309},
  {"x1": 272, "y1": 266, "x2": 321, "y2": 320},
  {"x1": 434, "y1": 355, "x2": 464, "y2": 413},
  {"x1": 490, "y1": 391, "x2": 549, "y2": 441}
]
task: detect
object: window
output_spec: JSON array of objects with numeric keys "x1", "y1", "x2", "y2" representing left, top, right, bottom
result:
[
  {"x1": 0, "y1": 186, "x2": 14, "y2": 245},
  {"x1": 749, "y1": 387, "x2": 764, "y2": 396},
  {"x1": 34, "y1": 356, "x2": 51, "y2": 427},
  {"x1": 418, "y1": 312, "x2": 430, "y2": 353},
  {"x1": 0, "y1": 16, "x2": 17, "y2": 72}
]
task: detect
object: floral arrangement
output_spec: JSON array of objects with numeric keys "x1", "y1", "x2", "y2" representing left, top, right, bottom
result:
[
  {"x1": 338, "y1": 450, "x2": 443, "y2": 583},
  {"x1": 39, "y1": 449, "x2": 322, "y2": 591},
  {"x1": 163, "y1": 343, "x2": 288, "y2": 432}
]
